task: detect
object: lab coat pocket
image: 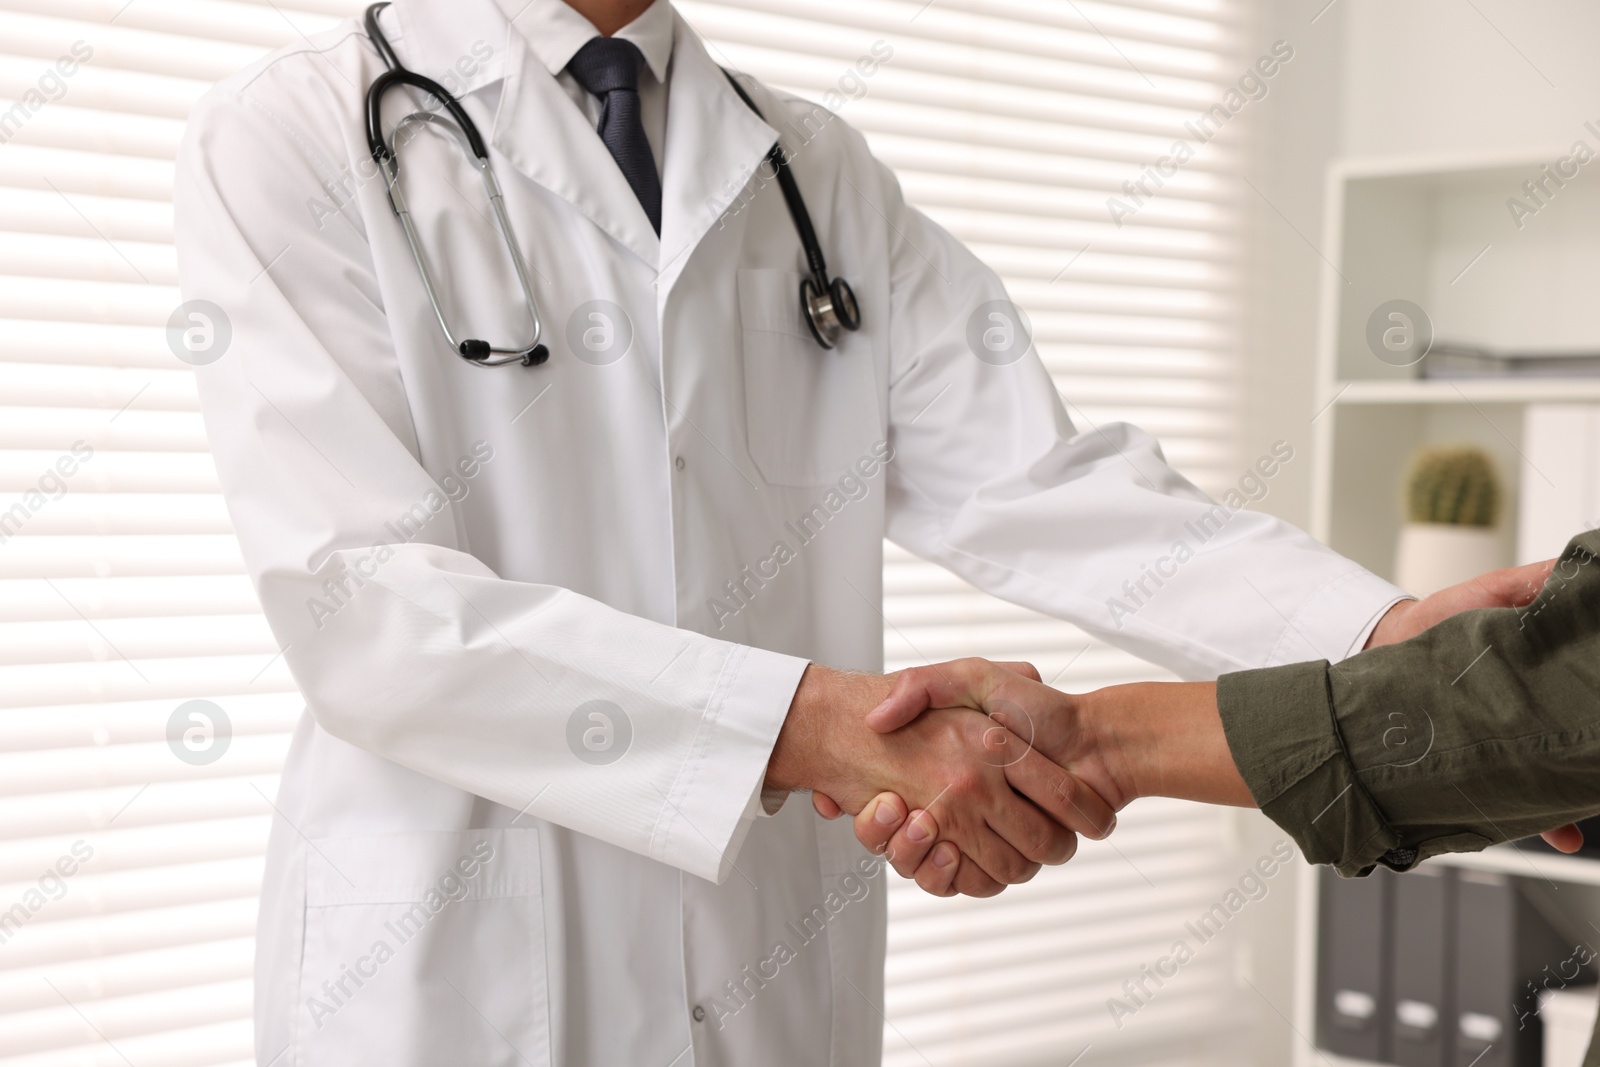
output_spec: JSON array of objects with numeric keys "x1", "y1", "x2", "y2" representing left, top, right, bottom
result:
[
  {"x1": 296, "y1": 828, "x2": 548, "y2": 1067},
  {"x1": 738, "y1": 268, "x2": 881, "y2": 487}
]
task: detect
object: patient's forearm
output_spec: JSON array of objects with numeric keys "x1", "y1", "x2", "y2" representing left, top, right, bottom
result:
[
  {"x1": 1082, "y1": 530, "x2": 1600, "y2": 878},
  {"x1": 855, "y1": 533, "x2": 1599, "y2": 890}
]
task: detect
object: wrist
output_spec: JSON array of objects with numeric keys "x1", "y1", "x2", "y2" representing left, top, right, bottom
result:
[
  {"x1": 766, "y1": 665, "x2": 825, "y2": 793},
  {"x1": 1074, "y1": 684, "x2": 1151, "y2": 806},
  {"x1": 1364, "y1": 599, "x2": 1416, "y2": 649},
  {"x1": 1078, "y1": 681, "x2": 1247, "y2": 806},
  {"x1": 766, "y1": 664, "x2": 893, "y2": 796}
]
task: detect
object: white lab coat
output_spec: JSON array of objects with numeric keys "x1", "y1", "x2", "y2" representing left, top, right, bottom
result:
[{"x1": 172, "y1": 2, "x2": 1406, "y2": 1065}]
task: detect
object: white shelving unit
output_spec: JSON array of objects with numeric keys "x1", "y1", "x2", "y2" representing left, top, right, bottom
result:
[
  {"x1": 1307, "y1": 150, "x2": 1600, "y2": 580},
  {"x1": 1292, "y1": 150, "x2": 1600, "y2": 1067}
]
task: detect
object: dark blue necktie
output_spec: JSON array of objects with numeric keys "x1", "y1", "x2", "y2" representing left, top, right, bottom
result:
[{"x1": 567, "y1": 37, "x2": 662, "y2": 234}]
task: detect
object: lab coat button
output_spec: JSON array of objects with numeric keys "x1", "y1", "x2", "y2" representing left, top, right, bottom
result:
[
  {"x1": 692, "y1": 1004, "x2": 706, "y2": 1022},
  {"x1": 675, "y1": 456, "x2": 686, "y2": 471}
]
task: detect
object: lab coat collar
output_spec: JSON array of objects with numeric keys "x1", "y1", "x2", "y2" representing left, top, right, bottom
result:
[
  {"x1": 484, "y1": 4, "x2": 778, "y2": 277},
  {"x1": 487, "y1": 20, "x2": 663, "y2": 262},
  {"x1": 498, "y1": 0, "x2": 674, "y2": 86},
  {"x1": 654, "y1": 14, "x2": 778, "y2": 289}
]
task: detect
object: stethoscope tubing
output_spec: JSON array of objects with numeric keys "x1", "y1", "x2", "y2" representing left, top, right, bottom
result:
[
  {"x1": 360, "y1": 1, "x2": 859, "y2": 365},
  {"x1": 365, "y1": 2, "x2": 549, "y2": 365}
]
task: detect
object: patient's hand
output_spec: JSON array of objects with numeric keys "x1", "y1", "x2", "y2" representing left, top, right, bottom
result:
[{"x1": 1365, "y1": 558, "x2": 1557, "y2": 648}]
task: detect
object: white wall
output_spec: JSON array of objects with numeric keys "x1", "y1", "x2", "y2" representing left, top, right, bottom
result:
[
  {"x1": 1339, "y1": 0, "x2": 1600, "y2": 160},
  {"x1": 1235, "y1": 3, "x2": 1600, "y2": 1064}
]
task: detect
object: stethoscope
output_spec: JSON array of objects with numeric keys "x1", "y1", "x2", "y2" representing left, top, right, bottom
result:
[{"x1": 362, "y1": 2, "x2": 862, "y2": 367}]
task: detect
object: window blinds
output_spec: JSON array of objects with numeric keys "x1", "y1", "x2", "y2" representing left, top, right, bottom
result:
[
  {"x1": 0, "y1": 4, "x2": 352, "y2": 1064},
  {"x1": 677, "y1": 1, "x2": 1250, "y2": 1064},
  {"x1": 0, "y1": 0, "x2": 1247, "y2": 1064}
]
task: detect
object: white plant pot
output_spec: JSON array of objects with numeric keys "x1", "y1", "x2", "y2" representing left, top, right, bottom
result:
[{"x1": 1393, "y1": 522, "x2": 1506, "y2": 597}]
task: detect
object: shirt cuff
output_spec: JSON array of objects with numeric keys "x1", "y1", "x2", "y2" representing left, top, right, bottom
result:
[
  {"x1": 1265, "y1": 569, "x2": 1412, "y2": 667},
  {"x1": 736, "y1": 779, "x2": 790, "y2": 820},
  {"x1": 654, "y1": 643, "x2": 809, "y2": 883},
  {"x1": 1345, "y1": 594, "x2": 1413, "y2": 659},
  {"x1": 1217, "y1": 661, "x2": 1402, "y2": 877},
  {"x1": 759, "y1": 785, "x2": 790, "y2": 816}
]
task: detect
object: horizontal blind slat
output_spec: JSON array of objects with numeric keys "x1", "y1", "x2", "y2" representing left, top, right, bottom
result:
[
  {"x1": 0, "y1": 4, "x2": 360, "y2": 1064},
  {"x1": 710, "y1": 0, "x2": 1251, "y2": 1059}
]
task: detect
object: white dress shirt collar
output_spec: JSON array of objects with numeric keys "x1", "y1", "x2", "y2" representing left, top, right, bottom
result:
[{"x1": 492, "y1": 0, "x2": 674, "y2": 83}]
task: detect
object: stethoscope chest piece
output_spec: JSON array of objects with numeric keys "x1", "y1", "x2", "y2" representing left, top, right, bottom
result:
[{"x1": 801, "y1": 275, "x2": 861, "y2": 350}]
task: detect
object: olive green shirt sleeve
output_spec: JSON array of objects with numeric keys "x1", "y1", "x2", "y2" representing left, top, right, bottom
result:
[{"x1": 1217, "y1": 529, "x2": 1600, "y2": 880}]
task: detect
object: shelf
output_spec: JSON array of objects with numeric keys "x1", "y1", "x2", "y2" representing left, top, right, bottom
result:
[
  {"x1": 1331, "y1": 378, "x2": 1600, "y2": 405},
  {"x1": 1301, "y1": 150, "x2": 1600, "y2": 1067},
  {"x1": 1422, "y1": 845, "x2": 1600, "y2": 887},
  {"x1": 1312, "y1": 1055, "x2": 1387, "y2": 1067},
  {"x1": 1331, "y1": 149, "x2": 1567, "y2": 185}
]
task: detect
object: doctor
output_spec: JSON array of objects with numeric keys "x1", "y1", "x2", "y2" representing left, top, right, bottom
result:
[{"x1": 174, "y1": 0, "x2": 1520, "y2": 1064}]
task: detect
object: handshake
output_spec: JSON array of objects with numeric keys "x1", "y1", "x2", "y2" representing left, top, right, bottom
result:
[
  {"x1": 764, "y1": 555, "x2": 1582, "y2": 896},
  {"x1": 765, "y1": 657, "x2": 1250, "y2": 899}
]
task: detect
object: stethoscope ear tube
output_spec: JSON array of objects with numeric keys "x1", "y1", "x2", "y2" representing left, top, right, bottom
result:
[
  {"x1": 363, "y1": 2, "x2": 488, "y2": 172},
  {"x1": 366, "y1": 68, "x2": 490, "y2": 163},
  {"x1": 364, "y1": 2, "x2": 401, "y2": 69},
  {"x1": 363, "y1": 1, "x2": 547, "y2": 368},
  {"x1": 460, "y1": 339, "x2": 550, "y2": 366}
]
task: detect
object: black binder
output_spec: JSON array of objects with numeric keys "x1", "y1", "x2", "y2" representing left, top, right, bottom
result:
[
  {"x1": 1452, "y1": 870, "x2": 1569, "y2": 1067},
  {"x1": 1318, "y1": 866, "x2": 1392, "y2": 1062},
  {"x1": 1390, "y1": 866, "x2": 1452, "y2": 1066}
]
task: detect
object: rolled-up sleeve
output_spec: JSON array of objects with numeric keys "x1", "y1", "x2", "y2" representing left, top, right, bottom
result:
[{"x1": 1219, "y1": 531, "x2": 1600, "y2": 878}]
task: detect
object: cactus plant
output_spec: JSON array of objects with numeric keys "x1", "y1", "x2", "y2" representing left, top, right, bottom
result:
[{"x1": 1405, "y1": 445, "x2": 1500, "y2": 527}]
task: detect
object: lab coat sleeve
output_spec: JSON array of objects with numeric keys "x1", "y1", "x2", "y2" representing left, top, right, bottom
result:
[
  {"x1": 173, "y1": 82, "x2": 806, "y2": 884},
  {"x1": 867, "y1": 159, "x2": 1407, "y2": 678}
]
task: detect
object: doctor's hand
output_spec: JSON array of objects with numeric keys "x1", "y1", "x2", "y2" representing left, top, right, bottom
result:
[
  {"x1": 1364, "y1": 557, "x2": 1584, "y2": 853},
  {"x1": 767, "y1": 665, "x2": 1117, "y2": 895}
]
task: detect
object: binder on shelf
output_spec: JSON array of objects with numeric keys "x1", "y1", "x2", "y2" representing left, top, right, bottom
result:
[
  {"x1": 1421, "y1": 344, "x2": 1600, "y2": 381},
  {"x1": 1390, "y1": 866, "x2": 1452, "y2": 1067},
  {"x1": 1452, "y1": 871, "x2": 1570, "y2": 1067},
  {"x1": 1318, "y1": 866, "x2": 1392, "y2": 1062}
]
